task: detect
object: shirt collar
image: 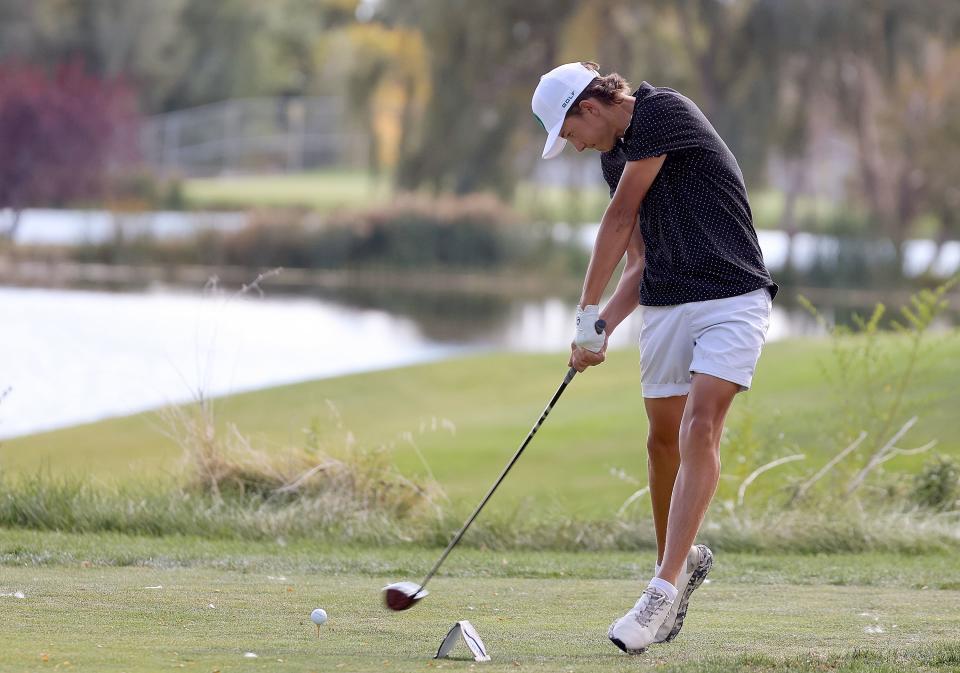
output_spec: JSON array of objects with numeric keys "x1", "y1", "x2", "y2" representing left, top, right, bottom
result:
[{"x1": 621, "y1": 81, "x2": 654, "y2": 143}]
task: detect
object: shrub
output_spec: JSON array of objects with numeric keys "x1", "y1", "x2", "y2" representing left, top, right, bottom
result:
[
  {"x1": 69, "y1": 192, "x2": 540, "y2": 271},
  {"x1": 225, "y1": 192, "x2": 524, "y2": 270},
  {"x1": 104, "y1": 169, "x2": 186, "y2": 211},
  {"x1": 658, "y1": 278, "x2": 958, "y2": 525},
  {"x1": 911, "y1": 455, "x2": 960, "y2": 511},
  {"x1": 0, "y1": 60, "x2": 139, "y2": 238}
]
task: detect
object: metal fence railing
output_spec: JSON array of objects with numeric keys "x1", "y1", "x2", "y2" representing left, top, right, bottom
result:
[{"x1": 139, "y1": 96, "x2": 369, "y2": 176}]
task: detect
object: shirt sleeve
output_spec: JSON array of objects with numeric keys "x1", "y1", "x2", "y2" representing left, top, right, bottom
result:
[{"x1": 622, "y1": 90, "x2": 705, "y2": 162}]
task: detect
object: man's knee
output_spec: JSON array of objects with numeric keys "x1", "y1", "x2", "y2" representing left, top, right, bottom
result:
[
  {"x1": 679, "y1": 413, "x2": 723, "y2": 454},
  {"x1": 647, "y1": 432, "x2": 680, "y2": 461}
]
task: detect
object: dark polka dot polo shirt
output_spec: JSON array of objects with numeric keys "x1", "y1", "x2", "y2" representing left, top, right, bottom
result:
[{"x1": 601, "y1": 81, "x2": 779, "y2": 306}]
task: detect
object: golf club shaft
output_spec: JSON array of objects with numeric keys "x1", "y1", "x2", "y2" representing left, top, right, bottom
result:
[{"x1": 416, "y1": 366, "x2": 579, "y2": 592}]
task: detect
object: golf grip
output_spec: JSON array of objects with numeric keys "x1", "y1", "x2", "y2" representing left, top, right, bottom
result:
[{"x1": 415, "y1": 319, "x2": 605, "y2": 592}]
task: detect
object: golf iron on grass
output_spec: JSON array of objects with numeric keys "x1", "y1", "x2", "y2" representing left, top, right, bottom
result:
[{"x1": 383, "y1": 319, "x2": 603, "y2": 611}]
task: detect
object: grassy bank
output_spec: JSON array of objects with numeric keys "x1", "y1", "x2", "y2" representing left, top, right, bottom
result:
[
  {"x1": 1, "y1": 324, "x2": 957, "y2": 552},
  {"x1": 3, "y1": 334, "x2": 958, "y2": 517}
]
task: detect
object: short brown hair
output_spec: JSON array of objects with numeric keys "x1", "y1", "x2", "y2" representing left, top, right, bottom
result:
[{"x1": 565, "y1": 61, "x2": 631, "y2": 117}]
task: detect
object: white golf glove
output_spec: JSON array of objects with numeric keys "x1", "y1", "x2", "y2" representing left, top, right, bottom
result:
[{"x1": 574, "y1": 304, "x2": 606, "y2": 353}]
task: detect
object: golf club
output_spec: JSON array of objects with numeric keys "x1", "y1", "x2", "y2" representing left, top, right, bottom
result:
[{"x1": 383, "y1": 318, "x2": 606, "y2": 611}]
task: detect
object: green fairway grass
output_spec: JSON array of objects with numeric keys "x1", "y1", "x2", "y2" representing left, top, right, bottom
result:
[
  {"x1": 1, "y1": 530, "x2": 959, "y2": 673},
  {"x1": 182, "y1": 169, "x2": 392, "y2": 212},
  {"x1": 181, "y1": 170, "x2": 831, "y2": 229},
  {"x1": 5, "y1": 529, "x2": 960, "y2": 589},
  {"x1": 3, "y1": 333, "x2": 958, "y2": 519},
  {"x1": 182, "y1": 170, "x2": 614, "y2": 222}
]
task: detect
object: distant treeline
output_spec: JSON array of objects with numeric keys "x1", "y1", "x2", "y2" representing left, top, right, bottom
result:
[{"x1": 1, "y1": 1, "x2": 959, "y2": 253}]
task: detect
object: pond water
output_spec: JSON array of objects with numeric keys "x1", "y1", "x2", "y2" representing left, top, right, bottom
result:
[{"x1": 2, "y1": 285, "x2": 828, "y2": 440}]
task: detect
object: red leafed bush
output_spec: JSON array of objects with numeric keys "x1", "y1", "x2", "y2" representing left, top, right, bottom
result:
[{"x1": 0, "y1": 60, "x2": 139, "y2": 227}]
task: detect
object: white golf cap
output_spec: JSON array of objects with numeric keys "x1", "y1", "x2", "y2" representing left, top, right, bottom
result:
[{"x1": 531, "y1": 62, "x2": 599, "y2": 159}]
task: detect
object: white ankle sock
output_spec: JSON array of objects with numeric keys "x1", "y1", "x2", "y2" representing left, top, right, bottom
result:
[
  {"x1": 649, "y1": 576, "x2": 678, "y2": 602},
  {"x1": 655, "y1": 561, "x2": 662, "y2": 577}
]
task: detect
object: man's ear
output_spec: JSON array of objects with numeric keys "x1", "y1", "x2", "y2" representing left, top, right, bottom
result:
[{"x1": 578, "y1": 99, "x2": 599, "y2": 116}]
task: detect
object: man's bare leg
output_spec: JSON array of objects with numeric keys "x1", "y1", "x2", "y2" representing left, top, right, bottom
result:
[
  {"x1": 643, "y1": 395, "x2": 686, "y2": 566},
  {"x1": 657, "y1": 374, "x2": 739, "y2": 587}
]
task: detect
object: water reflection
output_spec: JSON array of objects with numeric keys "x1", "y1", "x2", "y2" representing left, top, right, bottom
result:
[{"x1": 0, "y1": 286, "x2": 467, "y2": 440}]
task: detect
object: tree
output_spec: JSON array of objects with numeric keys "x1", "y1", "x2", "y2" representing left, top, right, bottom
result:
[
  {"x1": 0, "y1": 61, "x2": 138, "y2": 238},
  {"x1": 0, "y1": 0, "x2": 188, "y2": 113},
  {"x1": 0, "y1": 0, "x2": 355, "y2": 114},
  {"x1": 327, "y1": 22, "x2": 429, "y2": 179},
  {"x1": 809, "y1": 0, "x2": 960, "y2": 267},
  {"x1": 909, "y1": 45, "x2": 960, "y2": 274},
  {"x1": 382, "y1": 0, "x2": 580, "y2": 197}
]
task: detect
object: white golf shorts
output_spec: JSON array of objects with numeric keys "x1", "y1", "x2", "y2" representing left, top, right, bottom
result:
[{"x1": 639, "y1": 287, "x2": 772, "y2": 398}]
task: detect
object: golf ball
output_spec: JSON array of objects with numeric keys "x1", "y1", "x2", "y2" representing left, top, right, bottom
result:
[{"x1": 310, "y1": 608, "x2": 328, "y2": 625}]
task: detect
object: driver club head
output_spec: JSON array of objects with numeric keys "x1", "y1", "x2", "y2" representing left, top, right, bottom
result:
[{"x1": 382, "y1": 581, "x2": 428, "y2": 611}]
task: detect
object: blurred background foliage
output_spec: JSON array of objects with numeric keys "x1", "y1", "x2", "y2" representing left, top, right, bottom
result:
[{"x1": 1, "y1": 0, "x2": 960, "y2": 291}]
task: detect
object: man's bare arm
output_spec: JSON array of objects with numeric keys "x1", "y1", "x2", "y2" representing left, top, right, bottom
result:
[
  {"x1": 579, "y1": 154, "x2": 665, "y2": 308},
  {"x1": 600, "y1": 221, "x2": 645, "y2": 335}
]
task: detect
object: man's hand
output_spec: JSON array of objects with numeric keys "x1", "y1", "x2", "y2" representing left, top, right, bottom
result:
[
  {"x1": 574, "y1": 304, "x2": 606, "y2": 352},
  {"x1": 568, "y1": 334, "x2": 608, "y2": 372}
]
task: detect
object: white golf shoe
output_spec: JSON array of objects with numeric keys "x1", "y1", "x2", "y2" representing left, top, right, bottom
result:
[
  {"x1": 607, "y1": 582, "x2": 674, "y2": 654},
  {"x1": 654, "y1": 544, "x2": 714, "y2": 643}
]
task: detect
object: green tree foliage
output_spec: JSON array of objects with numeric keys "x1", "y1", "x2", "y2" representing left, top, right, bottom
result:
[
  {"x1": 0, "y1": 0, "x2": 354, "y2": 113},
  {"x1": 2, "y1": 0, "x2": 959, "y2": 249},
  {"x1": 381, "y1": 0, "x2": 581, "y2": 196}
]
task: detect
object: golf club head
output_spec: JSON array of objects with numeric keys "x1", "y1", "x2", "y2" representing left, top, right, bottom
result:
[{"x1": 382, "y1": 581, "x2": 428, "y2": 611}]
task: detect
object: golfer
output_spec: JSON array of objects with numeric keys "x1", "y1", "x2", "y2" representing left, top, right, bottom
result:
[{"x1": 531, "y1": 62, "x2": 778, "y2": 654}]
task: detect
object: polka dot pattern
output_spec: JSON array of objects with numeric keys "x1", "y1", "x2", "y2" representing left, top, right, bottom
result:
[{"x1": 601, "y1": 82, "x2": 779, "y2": 306}]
